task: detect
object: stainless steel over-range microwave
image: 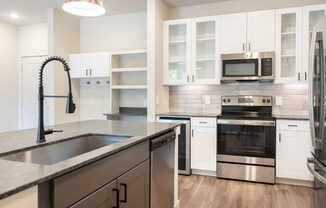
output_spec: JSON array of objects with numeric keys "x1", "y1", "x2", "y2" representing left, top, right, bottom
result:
[{"x1": 221, "y1": 52, "x2": 275, "y2": 82}]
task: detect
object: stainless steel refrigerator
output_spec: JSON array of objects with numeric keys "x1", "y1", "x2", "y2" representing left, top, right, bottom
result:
[{"x1": 308, "y1": 16, "x2": 326, "y2": 208}]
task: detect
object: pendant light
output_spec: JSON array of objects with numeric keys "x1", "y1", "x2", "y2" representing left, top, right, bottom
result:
[{"x1": 62, "y1": 0, "x2": 106, "y2": 17}]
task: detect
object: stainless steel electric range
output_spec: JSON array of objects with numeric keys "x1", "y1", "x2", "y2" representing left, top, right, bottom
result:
[{"x1": 217, "y1": 95, "x2": 276, "y2": 184}]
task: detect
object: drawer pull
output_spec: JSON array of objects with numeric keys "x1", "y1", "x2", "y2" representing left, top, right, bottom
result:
[
  {"x1": 288, "y1": 125, "x2": 298, "y2": 127},
  {"x1": 113, "y1": 188, "x2": 120, "y2": 208},
  {"x1": 120, "y1": 183, "x2": 127, "y2": 203},
  {"x1": 199, "y1": 122, "x2": 208, "y2": 124}
]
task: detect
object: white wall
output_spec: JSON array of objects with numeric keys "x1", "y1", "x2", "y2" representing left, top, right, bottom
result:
[
  {"x1": 18, "y1": 23, "x2": 48, "y2": 57},
  {"x1": 80, "y1": 12, "x2": 147, "y2": 52},
  {"x1": 168, "y1": 0, "x2": 326, "y2": 19},
  {"x1": 0, "y1": 21, "x2": 18, "y2": 132}
]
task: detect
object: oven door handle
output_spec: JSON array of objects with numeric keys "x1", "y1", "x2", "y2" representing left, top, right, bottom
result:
[{"x1": 217, "y1": 119, "x2": 275, "y2": 126}]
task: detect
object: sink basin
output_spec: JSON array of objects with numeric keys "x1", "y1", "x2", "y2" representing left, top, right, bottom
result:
[{"x1": 1, "y1": 134, "x2": 132, "y2": 165}]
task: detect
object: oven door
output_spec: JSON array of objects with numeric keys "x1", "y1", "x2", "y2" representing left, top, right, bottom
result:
[
  {"x1": 222, "y1": 59, "x2": 259, "y2": 81},
  {"x1": 217, "y1": 119, "x2": 276, "y2": 166}
]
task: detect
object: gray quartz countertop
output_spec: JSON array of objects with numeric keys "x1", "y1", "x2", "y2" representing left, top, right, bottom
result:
[
  {"x1": 0, "y1": 120, "x2": 178, "y2": 200},
  {"x1": 273, "y1": 114, "x2": 309, "y2": 120},
  {"x1": 157, "y1": 112, "x2": 220, "y2": 118}
]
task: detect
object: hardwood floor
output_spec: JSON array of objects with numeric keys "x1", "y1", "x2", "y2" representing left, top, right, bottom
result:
[{"x1": 179, "y1": 175, "x2": 315, "y2": 208}]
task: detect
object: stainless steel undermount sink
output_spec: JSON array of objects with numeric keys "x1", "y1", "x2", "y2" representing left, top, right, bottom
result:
[{"x1": 1, "y1": 134, "x2": 132, "y2": 165}]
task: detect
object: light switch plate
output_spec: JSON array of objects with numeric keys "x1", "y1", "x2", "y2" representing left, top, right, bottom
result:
[{"x1": 275, "y1": 96, "x2": 283, "y2": 106}]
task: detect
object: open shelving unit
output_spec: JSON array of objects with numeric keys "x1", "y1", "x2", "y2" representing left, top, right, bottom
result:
[{"x1": 110, "y1": 49, "x2": 148, "y2": 114}]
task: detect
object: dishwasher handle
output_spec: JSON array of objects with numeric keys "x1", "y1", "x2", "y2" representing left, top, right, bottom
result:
[{"x1": 151, "y1": 131, "x2": 175, "y2": 151}]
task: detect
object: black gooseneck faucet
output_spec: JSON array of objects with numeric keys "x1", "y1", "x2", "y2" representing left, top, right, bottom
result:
[{"x1": 37, "y1": 56, "x2": 76, "y2": 143}]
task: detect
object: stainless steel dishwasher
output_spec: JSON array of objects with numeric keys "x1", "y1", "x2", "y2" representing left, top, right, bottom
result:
[{"x1": 151, "y1": 131, "x2": 175, "y2": 208}]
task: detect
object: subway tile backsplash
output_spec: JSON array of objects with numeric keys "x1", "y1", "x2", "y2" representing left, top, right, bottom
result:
[{"x1": 169, "y1": 83, "x2": 308, "y2": 116}]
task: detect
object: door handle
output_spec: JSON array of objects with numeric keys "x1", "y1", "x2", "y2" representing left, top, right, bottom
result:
[
  {"x1": 120, "y1": 183, "x2": 127, "y2": 203},
  {"x1": 192, "y1": 129, "x2": 194, "y2": 137},
  {"x1": 112, "y1": 188, "x2": 120, "y2": 208},
  {"x1": 242, "y1": 43, "x2": 245, "y2": 52},
  {"x1": 248, "y1": 43, "x2": 251, "y2": 52},
  {"x1": 86, "y1": 69, "x2": 88, "y2": 76},
  {"x1": 305, "y1": 72, "x2": 307, "y2": 81},
  {"x1": 298, "y1": 72, "x2": 301, "y2": 81},
  {"x1": 279, "y1": 133, "x2": 281, "y2": 143}
]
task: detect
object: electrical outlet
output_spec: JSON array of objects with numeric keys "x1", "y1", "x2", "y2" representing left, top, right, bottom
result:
[
  {"x1": 203, "y1": 95, "x2": 211, "y2": 105},
  {"x1": 275, "y1": 96, "x2": 283, "y2": 106}
]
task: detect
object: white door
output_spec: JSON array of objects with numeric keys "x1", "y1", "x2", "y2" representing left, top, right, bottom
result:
[
  {"x1": 92, "y1": 53, "x2": 110, "y2": 77},
  {"x1": 164, "y1": 19, "x2": 192, "y2": 85},
  {"x1": 276, "y1": 8, "x2": 302, "y2": 84},
  {"x1": 69, "y1": 54, "x2": 83, "y2": 78},
  {"x1": 276, "y1": 131, "x2": 313, "y2": 181},
  {"x1": 191, "y1": 126, "x2": 217, "y2": 171},
  {"x1": 192, "y1": 17, "x2": 219, "y2": 84},
  {"x1": 247, "y1": 10, "x2": 276, "y2": 52},
  {"x1": 302, "y1": 4, "x2": 326, "y2": 83},
  {"x1": 21, "y1": 56, "x2": 52, "y2": 129},
  {"x1": 219, "y1": 13, "x2": 247, "y2": 54}
]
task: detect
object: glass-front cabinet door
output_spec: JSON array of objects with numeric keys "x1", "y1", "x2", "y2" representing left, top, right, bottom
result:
[
  {"x1": 164, "y1": 20, "x2": 192, "y2": 85},
  {"x1": 192, "y1": 17, "x2": 219, "y2": 84},
  {"x1": 302, "y1": 4, "x2": 326, "y2": 83},
  {"x1": 276, "y1": 8, "x2": 302, "y2": 83}
]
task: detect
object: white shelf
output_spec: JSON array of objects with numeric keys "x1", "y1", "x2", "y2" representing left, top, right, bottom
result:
[
  {"x1": 111, "y1": 67, "x2": 147, "y2": 72},
  {"x1": 111, "y1": 85, "x2": 147, "y2": 90},
  {"x1": 111, "y1": 49, "x2": 147, "y2": 55}
]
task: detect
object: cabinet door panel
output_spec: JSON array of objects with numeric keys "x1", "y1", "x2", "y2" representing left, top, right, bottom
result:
[
  {"x1": 191, "y1": 127, "x2": 217, "y2": 171},
  {"x1": 276, "y1": 131, "x2": 313, "y2": 181},
  {"x1": 219, "y1": 13, "x2": 247, "y2": 54},
  {"x1": 118, "y1": 160, "x2": 150, "y2": 208},
  {"x1": 247, "y1": 10, "x2": 276, "y2": 52},
  {"x1": 164, "y1": 20, "x2": 192, "y2": 85},
  {"x1": 69, "y1": 54, "x2": 83, "y2": 78},
  {"x1": 71, "y1": 180, "x2": 117, "y2": 208},
  {"x1": 92, "y1": 53, "x2": 110, "y2": 77}
]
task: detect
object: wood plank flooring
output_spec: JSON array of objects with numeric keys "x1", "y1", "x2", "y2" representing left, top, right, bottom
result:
[{"x1": 179, "y1": 175, "x2": 315, "y2": 208}]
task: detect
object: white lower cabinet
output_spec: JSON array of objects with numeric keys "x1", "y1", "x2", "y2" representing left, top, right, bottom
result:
[
  {"x1": 191, "y1": 117, "x2": 217, "y2": 172},
  {"x1": 276, "y1": 120, "x2": 313, "y2": 181}
]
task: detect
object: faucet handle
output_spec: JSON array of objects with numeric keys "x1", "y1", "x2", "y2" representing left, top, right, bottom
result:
[{"x1": 44, "y1": 129, "x2": 63, "y2": 135}]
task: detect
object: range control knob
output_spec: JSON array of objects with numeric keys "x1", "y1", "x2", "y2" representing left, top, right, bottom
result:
[
  {"x1": 262, "y1": 99, "x2": 266, "y2": 103},
  {"x1": 227, "y1": 99, "x2": 231, "y2": 103},
  {"x1": 223, "y1": 99, "x2": 227, "y2": 103},
  {"x1": 267, "y1": 99, "x2": 271, "y2": 103}
]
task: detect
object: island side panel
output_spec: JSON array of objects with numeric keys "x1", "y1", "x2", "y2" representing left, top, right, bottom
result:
[
  {"x1": 174, "y1": 126, "x2": 180, "y2": 208},
  {"x1": 0, "y1": 187, "x2": 37, "y2": 208}
]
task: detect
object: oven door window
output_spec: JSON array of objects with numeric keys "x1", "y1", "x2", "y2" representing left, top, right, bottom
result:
[
  {"x1": 218, "y1": 124, "x2": 275, "y2": 158},
  {"x1": 222, "y1": 59, "x2": 258, "y2": 77}
]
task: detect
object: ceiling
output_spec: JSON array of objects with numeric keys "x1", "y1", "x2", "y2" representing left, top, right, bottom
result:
[{"x1": 0, "y1": 0, "x2": 225, "y2": 25}]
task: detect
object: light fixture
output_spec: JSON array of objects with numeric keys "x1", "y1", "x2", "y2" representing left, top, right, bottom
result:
[
  {"x1": 62, "y1": 0, "x2": 106, "y2": 17},
  {"x1": 10, "y1": 12, "x2": 19, "y2": 19}
]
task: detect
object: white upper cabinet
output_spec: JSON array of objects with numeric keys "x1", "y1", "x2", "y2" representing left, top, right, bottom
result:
[
  {"x1": 219, "y1": 13, "x2": 247, "y2": 54},
  {"x1": 164, "y1": 19, "x2": 192, "y2": 85},
  {"x1": 302, "y1": 4, "x2": 326, "y2": 83},
  {"x1": 192, "y1": 17, "x2": 219, "y2": 84},
  {"x1": 247, "y1": 10, "x2": 276, "y2": 52},
  {"x1": 69, "y1": 52, "x2": 110, "y2": 79},
  {"x1": 276, "y1": 8, "x2": 303, "y2": 83}
]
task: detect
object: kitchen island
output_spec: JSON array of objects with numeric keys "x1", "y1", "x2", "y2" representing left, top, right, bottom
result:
[{"x1": 0, "y1": 120, "x2": 179, "y2": 208}]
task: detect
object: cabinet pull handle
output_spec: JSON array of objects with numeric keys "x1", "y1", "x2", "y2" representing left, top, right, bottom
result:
[
  {"x1": 120, "y1": 183, "x2": 127, "y2": 203},
  {"x1": 187, "y1": 75, "x2": 190, "y2": 82},
  {"x1": 288, "y1": 124, "x2": 298, "y2": 127},
  {"x1": 86, "y1": 69, "x2": 88, "y2": 76},
  {"x1": 192, "y1": 75, "x2": 195, "y2": 82},
  {"x1": 305, "y1": 72, "x2": 307, "y2": 81},
  {"x1": 192, "y1": 129, "x2": 194, "y2": 137},
  {"x1": 279, "y1": 133, "x2": 281, "y2": 143},
  {"x1": 298, "y1": 72, "x2": 301, "y2": 81},
  {"x1": 199, "y1": 122, "x2": 207, "y2": 124},
  {"x1": 113, "y1": 188, "x2": 120, "y2": 208},
  {"x1": 248, "y1": 43, "x2": 251, "y2": 52},
  {"x1": 242, "y1": 43, "x2": 245, "y2": 52}
]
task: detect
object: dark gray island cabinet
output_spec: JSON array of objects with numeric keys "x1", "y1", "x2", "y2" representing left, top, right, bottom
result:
[{"x1": 40, "y1": 141, "x2": 150, "y2": 208}]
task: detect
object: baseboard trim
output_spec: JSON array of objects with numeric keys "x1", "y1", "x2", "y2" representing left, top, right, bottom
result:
[
  {"x1": 174, "y1": 200, "x2": 180, "y2": 208},
  {"x1": 192, "y1": 169, "x2": 217, "y2": 177},
  {"x1": 276, "y1": 177, "x2": 314, "y2": 187}
]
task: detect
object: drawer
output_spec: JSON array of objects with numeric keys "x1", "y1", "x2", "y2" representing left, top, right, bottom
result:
[
  {"x1": 53, "y1": 141, "x2": 149, "y2": 208},
  {"x1": 277, "y1": 120, "x2": 310, "y2": 132},
  {"x1": 191, "y1": 117, "x2": 217, "y2": 128}
]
